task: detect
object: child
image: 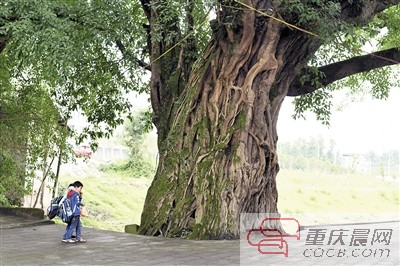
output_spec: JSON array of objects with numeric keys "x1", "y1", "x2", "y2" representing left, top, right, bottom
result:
[
  {"x1": 62, "y1": 181, "x2": 86, "y2": 243},
  {"x1": 61, "y1": 183, "x2": 74, "y2": 241}
]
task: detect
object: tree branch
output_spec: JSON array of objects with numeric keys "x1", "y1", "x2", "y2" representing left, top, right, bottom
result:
[
  {"x1": 139, "y1": 0, "x2": 151, "y2": 22},
  {"x1": 287, "y1": 48, "x2": 400, "y2": 96},
  {"x1": 0, "y1": 35, "x2": 9, "y2": 54},
  {"x1": 339, "y1": 0, "x2": 400, "y2": 24},
  {"x1": 115, "y1": 40, "x2": 151, "y2": 71}
]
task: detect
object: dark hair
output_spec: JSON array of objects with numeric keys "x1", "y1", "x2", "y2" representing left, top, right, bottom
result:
[{"x1": 73, "y1": 181, "x2": 83, "y2": 188}]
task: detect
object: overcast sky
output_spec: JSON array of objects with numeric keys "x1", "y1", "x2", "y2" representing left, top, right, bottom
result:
[
  {"x1": 129, "y1": 85, "x2": 400, "y2": 155},
  {"x1": 278, "y1": 89, "x2": 400, "y2": 154}
]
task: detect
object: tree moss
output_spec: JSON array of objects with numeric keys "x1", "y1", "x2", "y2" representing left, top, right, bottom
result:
[{"x1": 232, "y1": 111, "x2": 246, "y2": 130}]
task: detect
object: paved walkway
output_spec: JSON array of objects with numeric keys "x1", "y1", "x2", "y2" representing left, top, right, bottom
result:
[
  {"x1": 1, "y1": 215, "x2": 238, "y2": 265},
  {"x1": 0, "y1": 214, "x2": 399, "y2": 265}
]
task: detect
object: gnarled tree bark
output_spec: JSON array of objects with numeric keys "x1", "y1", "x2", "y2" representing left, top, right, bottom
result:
[
  {"x1": 140, "y1": 0, "x2": 322, "y2": 239},
  {"x1": 138, "y1": 0, "x2": 400, "y2": 239}
]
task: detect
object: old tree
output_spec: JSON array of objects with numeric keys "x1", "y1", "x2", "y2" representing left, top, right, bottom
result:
[
  {"x1": 139, "y1": 0, "x2": 400, "y2": 239},
  {"x1": 1, "y1": 1, "x2": 400, "y2": 237}
]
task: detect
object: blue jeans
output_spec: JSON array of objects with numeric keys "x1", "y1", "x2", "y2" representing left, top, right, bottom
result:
[
  {"x1": 63, "y1": 216, "x2": 81, "y2": 240},
  {"x1": 76, "y1": 219, "x2": 82, "y2": 239}
]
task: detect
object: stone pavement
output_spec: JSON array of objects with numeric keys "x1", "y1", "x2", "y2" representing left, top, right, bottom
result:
[
  {"x1": 0, "y1": 214, "x2": 399, "y2": 266},
  {"x1": 1, "y1": 215, "x2": 239, "y2": 265},
  {"x1": 241, "y1": 220, "x2": 400, "y2": 266}
]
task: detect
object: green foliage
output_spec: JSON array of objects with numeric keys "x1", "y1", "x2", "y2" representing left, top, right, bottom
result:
[
  {"x1": 343, "y1": 67, "x2": 392, "y2": 100},
  {"x1": 0, "y1": 68, "x2": 69, "y2": 205},
  {"x1": 293, "y1": 89, "x2": 333, "y2": 125},
  {"x1": 279, "y1": 136, "x2": 400, "y2": 178},
  {"x1": 100, "y1": 158, "x2": 155, "y2": 179},
  {"x1": 91, "y1": 110, "x2": 157, "y2": 179},
  {"x1": 0, "y1": 0, "x2": 148, "y2": 204},
  {"x1": 150, "y1": 0, "x2": 212, "y2": 56},
  {"x1": 278, "y1": 136, "x2": 344, "y2": 173},
  {"x1": 0, "y1": 0, "x2": 148, "y2": 142},
  {"x1": 280, "y1": 0, "x2": 343, "y2": 38},
  {"x1": 291, "y1": 4, "x2": 400, "y2": 124},
  {"x1": 150, "y1": 0, "x2": 183, "y2": 44},
  {"x1": 1, "y1": 0, "x2": 399, "y2": 152},
  {"x1": 0, "y1": 152, "x2": 28, "y2": 205},
  {"x1": 124, "y1": 110, "x2": 153, "y2": 156},
  {"x1": 373, "y1": 5, "x2": 400, "y2": 49}
]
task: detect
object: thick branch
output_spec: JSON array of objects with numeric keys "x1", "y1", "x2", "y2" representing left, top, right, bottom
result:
[
  {"x1": 288, "y1": 48, "x2": 400, "y2": 96},
  {"x1": 0, "y1": 35, "x2": 9, "y2": 54},
  {"x1": 340, "y1": 0, "x2": 400, "y2": 24},
  {"x1": 139, "y1": 0, "x2": 151, "y2": 22},
  {"x1": 115, "y1": 40, "x2": 151, "y2": 71}
]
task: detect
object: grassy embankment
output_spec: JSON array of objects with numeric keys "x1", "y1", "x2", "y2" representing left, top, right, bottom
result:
[
  {"x1": 58, "y1": 161, "x2": 399, "y2": 232},
  {"x1": 57, "y1": 158, "x2": 153, "y2": 232},
  {"x1": 277, "y1": 169, "x2": 399, "y2": 224}
]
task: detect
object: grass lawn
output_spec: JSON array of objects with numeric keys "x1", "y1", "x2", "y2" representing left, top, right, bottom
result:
[
  {"x1": 277, "y1": 169, "x2": 400, "y2": 224},
  {"x1": 58, "y1": 160, "x2": 399, "y2": 232},
  {"x1": 57, "y1": 159, "x2": 152, "y2": 232}
]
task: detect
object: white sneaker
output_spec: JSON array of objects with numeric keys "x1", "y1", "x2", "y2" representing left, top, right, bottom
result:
[{"x1": 62, "y1": 239, "x2": 75, "y2": 243}]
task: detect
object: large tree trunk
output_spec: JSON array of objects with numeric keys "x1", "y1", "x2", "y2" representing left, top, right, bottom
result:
[
  {"x1": 140, "y1": 0, "x2": 398, "y2": 239},
  {"x1": 140, "y1": 2, "x2": 321, "y2": 239}
]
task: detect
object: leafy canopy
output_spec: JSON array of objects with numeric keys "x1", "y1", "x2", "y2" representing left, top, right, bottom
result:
[
  {"x1": 1, "y1": 0, "x2": 149, "y2": 142},
  {"x1": 292, "y1": 3, "x2": 400, "y2": 124},
  {"x1": 0, "y1": 0, "x2": 148, "y2": 204}
]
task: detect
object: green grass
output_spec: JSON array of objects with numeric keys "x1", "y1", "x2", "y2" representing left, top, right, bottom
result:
[
  {"x1": 57, "y1": 159, "x2": 152, "y2": 232},
  {"x1": 277, "y1": 169, "x2": 400, "y2": 224},
  {"x1": 57, "y1": 162, "x2": 399, "y2": 232}
]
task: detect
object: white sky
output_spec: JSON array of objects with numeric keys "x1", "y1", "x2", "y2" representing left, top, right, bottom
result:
[
  {"x1": 128, "y1": 86, "x2": 400, "y2": 155},
  {"x1": 278, "y1": 89, "x2": 400, "y2": 154}
]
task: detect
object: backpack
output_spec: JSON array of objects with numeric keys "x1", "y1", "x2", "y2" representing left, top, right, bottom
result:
[
  {"x1": 58, "y1": 196, "x2": 74, "y2": 223},
  {"x1": 47, "y1": 195, "x2": 64, "y2": 219}
]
